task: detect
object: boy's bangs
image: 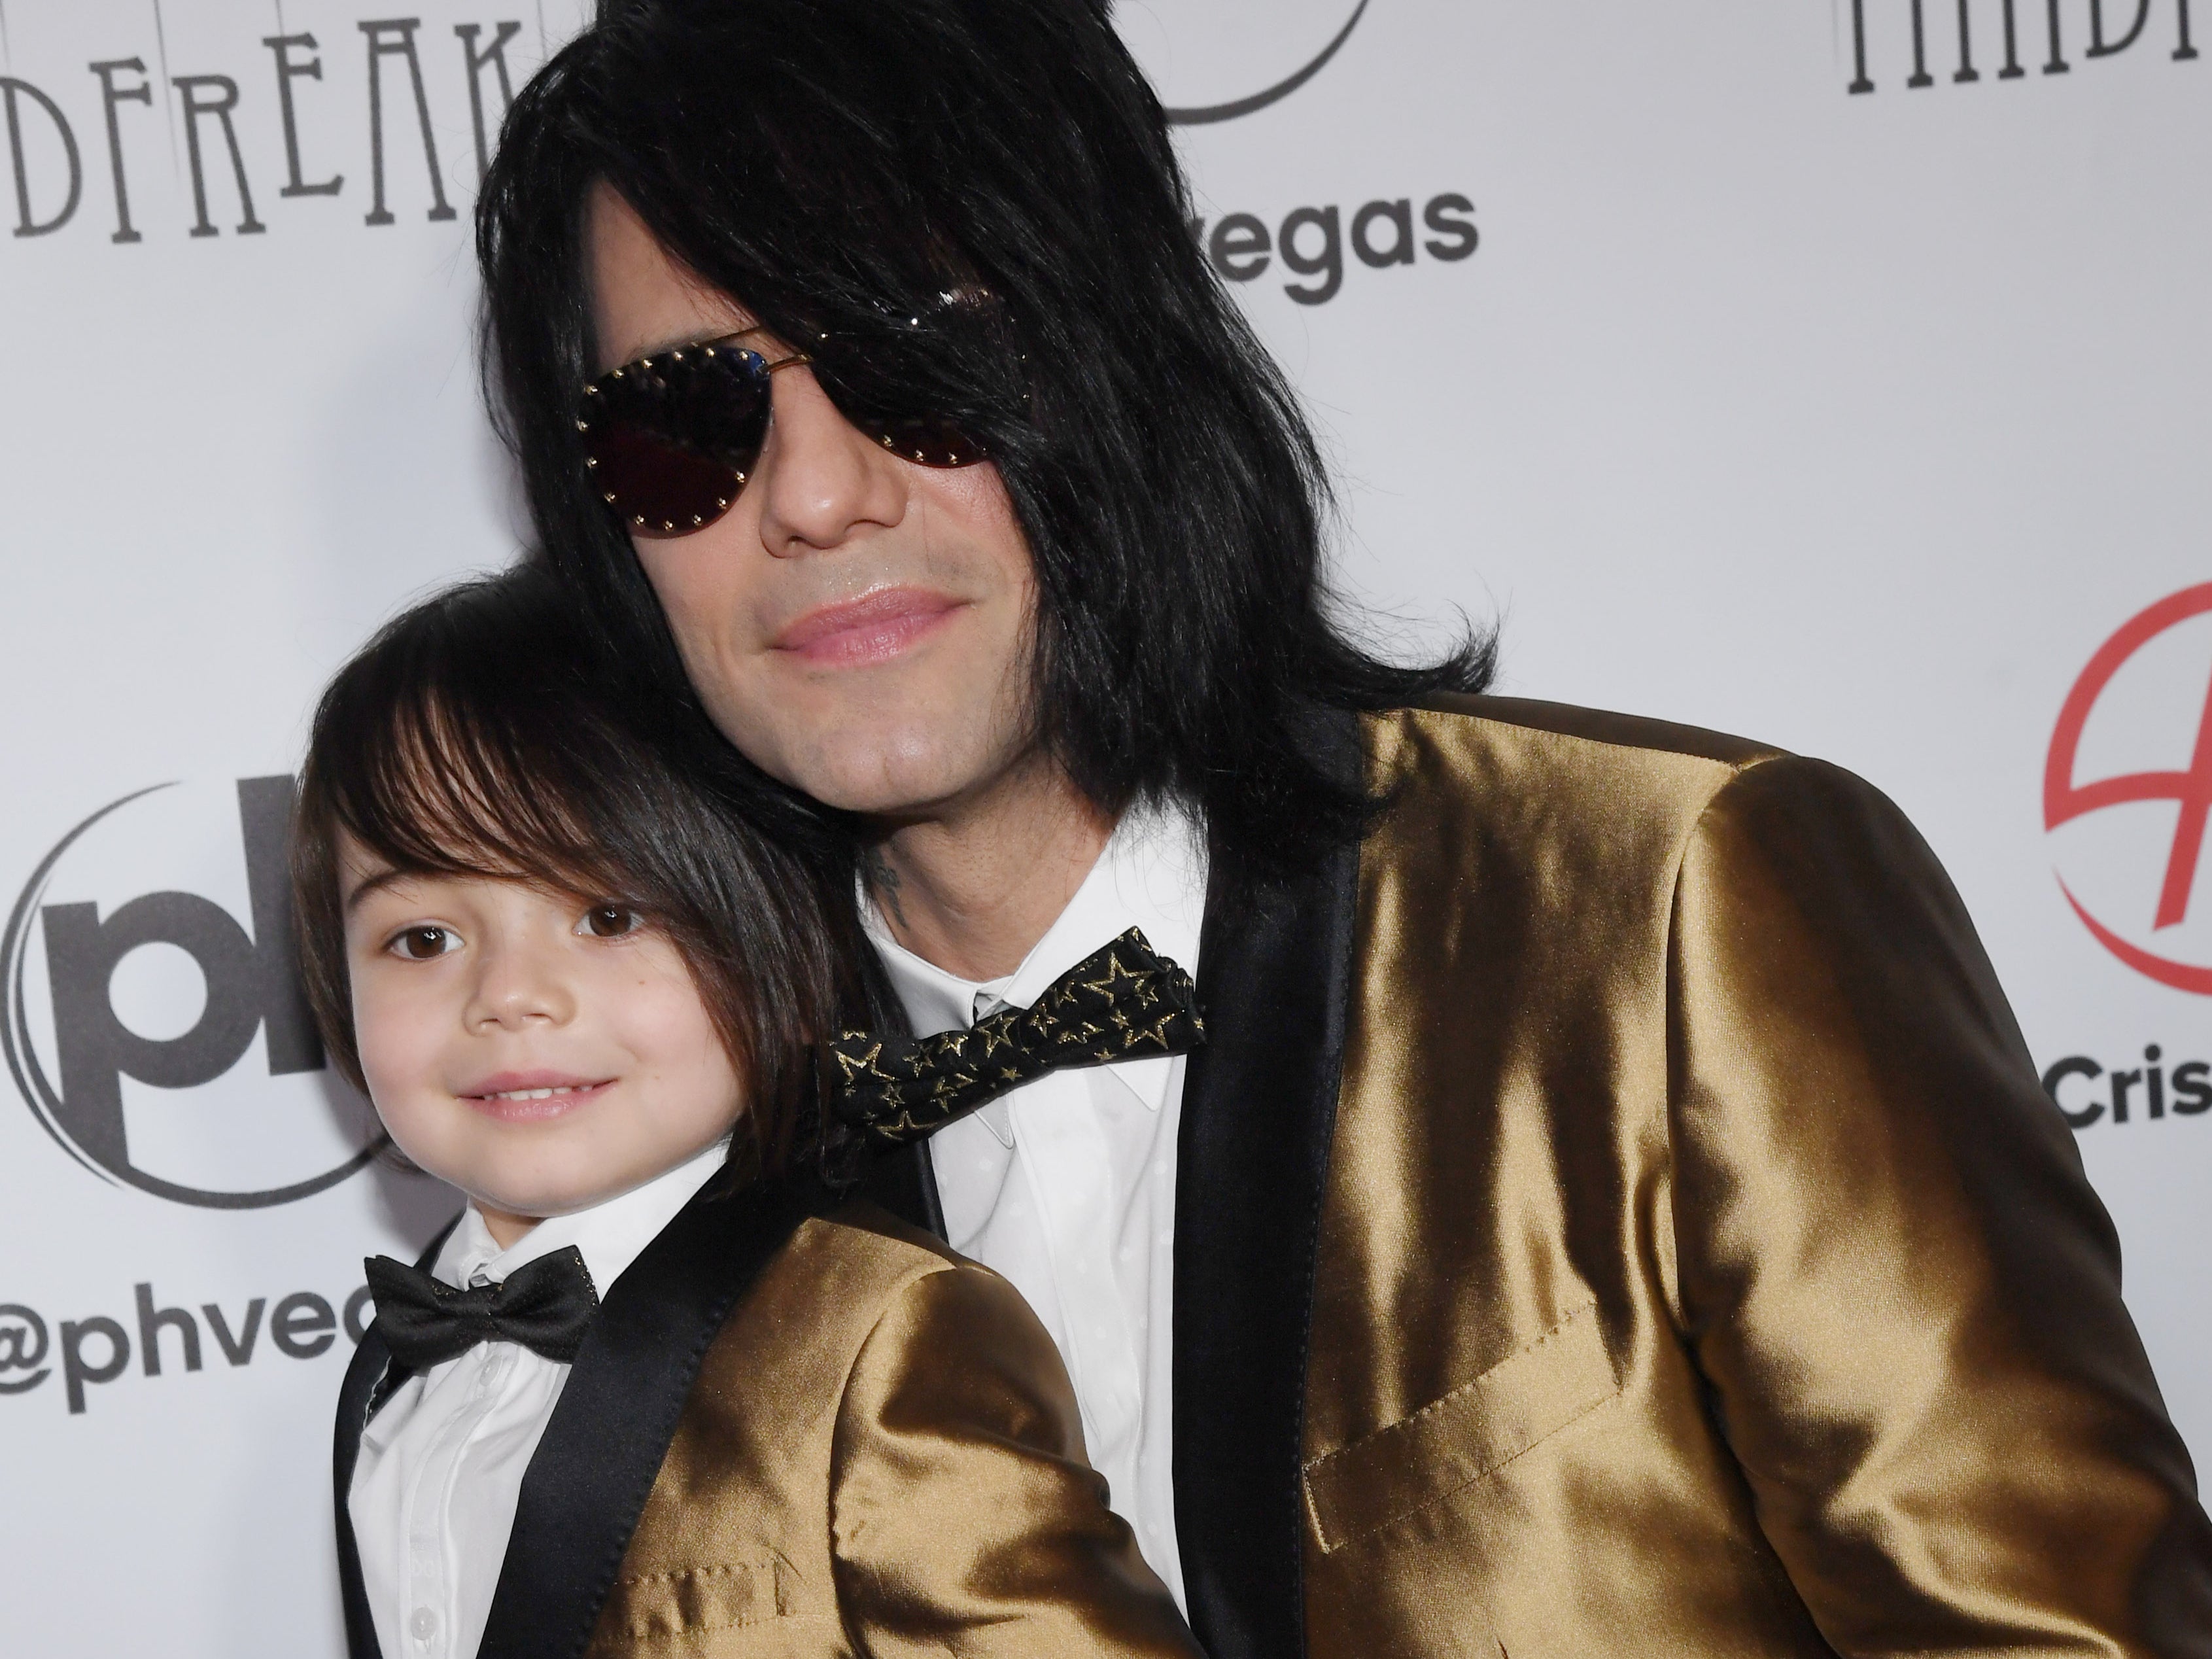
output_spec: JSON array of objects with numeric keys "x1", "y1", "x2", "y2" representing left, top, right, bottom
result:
[{"x1": 332, "y1": 678, "x2": 631, "y2": 906}]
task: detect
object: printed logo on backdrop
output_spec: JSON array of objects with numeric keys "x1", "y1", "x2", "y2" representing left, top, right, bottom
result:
[
  {"x1": 2038, "y1": 584, "x2": 2212, "y2": 1131},
  {"x1": 1844, "y1": 0, "x2": 2198, "y2": 94},
  {"x1": 0, "y1": 15, "x2": 542, "y2": 242},
  {"x1": 2043, "y1": 583, "x2": 2212, "y2": 992},
  {"x1": 1137, "y1": 0, "x2": 1372, "y2": 124},
  {"x1": 1, "y1": 777, "x2": 383, "y2": 1208},
  {"x1": 1115, "y1": 3, "x2": 1479, "y2": 305},
  {"x1": 0, "y1": 1278, "x2": 374, "y2": 1414}
]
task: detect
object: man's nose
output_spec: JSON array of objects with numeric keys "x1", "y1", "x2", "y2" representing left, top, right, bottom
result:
[
  {"x1": 753, "y1": 362, "x2": 908, "y2": 556},
  {"x1": 464, "y1": 940, "x2": 577, "y2": 1032}
]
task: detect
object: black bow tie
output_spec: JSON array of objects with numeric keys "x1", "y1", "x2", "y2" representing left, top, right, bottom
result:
[
  {"x1": 363, "y1": 1245, "x2": 600, "y2": 1371},
  {"x1": 826, "y1": 926, "x2": 1205, "y2": 1150}
]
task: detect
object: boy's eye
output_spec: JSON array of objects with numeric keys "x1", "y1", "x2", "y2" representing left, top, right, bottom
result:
[
  {"x1": 578, "y1": 905, "x2": 642, "y2": 939},
  {"x1": 389, "y1": 925, "x2": 457, "y2": 961}
]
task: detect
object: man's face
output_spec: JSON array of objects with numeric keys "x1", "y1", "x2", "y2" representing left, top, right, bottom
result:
[{"x1": 585, "y1": 185, "x2": 1041, "y2": 818}]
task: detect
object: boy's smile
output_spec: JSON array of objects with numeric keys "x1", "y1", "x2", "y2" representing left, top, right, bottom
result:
[
  {"x1": 457, "y1": 1072, "x2": 619, "y2": 1122},
  {"x1": 339, "y1": 841, "x2": 742, "y2": 1246}
]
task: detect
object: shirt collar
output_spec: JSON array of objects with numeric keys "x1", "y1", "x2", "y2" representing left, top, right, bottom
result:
[
  {"x1": 433, "y1": 1137, "x2": 729, "y2": 1297},
  {"x1": 864, "y1": 803, "x2": 1209, "y2": 1115}
]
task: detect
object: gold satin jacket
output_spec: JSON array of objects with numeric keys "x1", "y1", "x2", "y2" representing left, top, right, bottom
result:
[
  {"x1": 862, "y1": 696, "x2": 2208, "y2": 1659},
  {"x1": 334, "y1": 1193, "x2": 1199, "y2": 1659},
  {"x1": 1287, "y1": 698, "x2": 2212, "y2": 1656}
]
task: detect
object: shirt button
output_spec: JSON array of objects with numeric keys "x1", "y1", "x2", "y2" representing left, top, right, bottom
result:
[{"x1": 409, "y1": 1606, "x2": 438, "y2": 1647}]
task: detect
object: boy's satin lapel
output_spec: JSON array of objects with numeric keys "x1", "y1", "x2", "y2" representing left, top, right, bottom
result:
[
  {"x1": 334, "y1": 1327, "x2": 394, "y2": 1659},
  {"x1": 1173, "y1": 707, "x2": 1364, "y2": 1659},
  {"x1": 334, "y1": 1211, "x2": 463, "y2": 1659},
  {"x1": 474, "y1": 1176, "x2": 816, "y2": 1659}
]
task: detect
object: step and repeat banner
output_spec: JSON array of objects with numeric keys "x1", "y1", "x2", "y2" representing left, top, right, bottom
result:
[{"x1": 1, "y1": 1, "x2": 2205, "y2": 1649}]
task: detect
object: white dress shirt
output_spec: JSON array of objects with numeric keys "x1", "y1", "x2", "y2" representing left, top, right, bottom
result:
[
  {"x1": 349, "y1": 1141, "x2": 728, "y2": 1659},
  {"x1": 865, "y1": 805, "x2": 1207, "y2": 1610}
]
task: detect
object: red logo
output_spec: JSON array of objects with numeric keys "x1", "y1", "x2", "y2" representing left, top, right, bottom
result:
[{"x1": 2046, "y1": 583, "x2": 2212, "y2": 992}]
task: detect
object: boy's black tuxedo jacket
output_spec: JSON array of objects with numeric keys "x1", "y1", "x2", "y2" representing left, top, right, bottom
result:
[{"x1": 332, "y1": 1187, "x2": 1198, "y2": 1659}]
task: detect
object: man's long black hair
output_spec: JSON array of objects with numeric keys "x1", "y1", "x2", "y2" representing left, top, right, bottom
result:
[{"x1": 477, "y1": 0, "x2": 1492, "y2": 877}]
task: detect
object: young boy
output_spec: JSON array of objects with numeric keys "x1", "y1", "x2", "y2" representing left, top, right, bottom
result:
[{"x1": 294, "y1": 568, "x2": 1201, "y2": 1659}]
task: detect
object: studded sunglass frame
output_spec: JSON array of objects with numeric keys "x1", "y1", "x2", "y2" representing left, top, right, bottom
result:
[{"x1": 576, "y1": 327, "x2": 990, "y2": 539}]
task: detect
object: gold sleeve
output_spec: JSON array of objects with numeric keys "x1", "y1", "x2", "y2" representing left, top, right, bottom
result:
[
  {"x1": 1670, "y1": 753, "x2": 2212, "y2": 1651},
  {"x1": 826, "y1": 1260, "x2": 1202, "y2": 1659}
]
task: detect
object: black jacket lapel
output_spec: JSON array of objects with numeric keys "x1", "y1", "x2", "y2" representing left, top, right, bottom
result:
[
  {"x1": 334, "y1": 1212, "x2": 463, "y2": 1659},
  {"x1": 334, "y1": 1325, "x2": 392, "y2": 1659},
  {"x1": 475, "y1": 1176, "x2": 816, "y2": 1659},
  {"x1": 858, "y1": 1138, "x2": 946, "y2": 1239},
  {"x1": 1173, "y1": 707, "x2": 1364, "y2": 1659}
]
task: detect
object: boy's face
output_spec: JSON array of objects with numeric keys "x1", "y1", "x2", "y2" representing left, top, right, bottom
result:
[{"x1": 340, "y1": 842, "x2": 740, "y2": 1240}]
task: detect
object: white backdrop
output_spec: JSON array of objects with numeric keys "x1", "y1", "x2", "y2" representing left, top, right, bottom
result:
[{"x1": 1, "y1": 3, "x2": 2206, "y2": 1651}]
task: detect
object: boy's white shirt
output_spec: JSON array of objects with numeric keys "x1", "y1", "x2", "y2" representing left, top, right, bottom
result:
[
  {"x1": 862, "y1": 802, "x2": 1207, "y2": 1611},
  {"x1": 349, "y1": 1139, "x2": 727, "y2": 1659}
]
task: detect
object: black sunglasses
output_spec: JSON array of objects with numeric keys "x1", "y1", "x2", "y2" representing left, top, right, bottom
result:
[{"x1": 576, "y1": 330, "x2": 990, "y2": 539}]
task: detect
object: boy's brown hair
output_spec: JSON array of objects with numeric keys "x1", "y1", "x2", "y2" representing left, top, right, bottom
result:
[{"x1": 291, "y1": 565, "x2": 880, "y2": 1185}]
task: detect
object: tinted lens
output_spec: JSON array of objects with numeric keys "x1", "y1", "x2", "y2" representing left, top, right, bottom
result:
[
  {"x1": 848, "y1": 412, "x2": 990, "y2": 470},
  {"x1": 810, "y1": 354, "x2": 992, "y2": 470},
  {"x1": 577, "y1": 345, "x2": 772, "y2": 538},
  {"x1": 581, "y1": 425, "x2": 745, "y2": 538}
]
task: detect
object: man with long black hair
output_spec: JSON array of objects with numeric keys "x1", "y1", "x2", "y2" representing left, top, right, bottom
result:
[{"x1": 475, "y1": 1, "x2": 2212, "y2": 1653}]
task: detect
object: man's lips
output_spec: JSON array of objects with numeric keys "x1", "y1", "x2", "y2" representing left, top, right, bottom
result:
[
  {"x1": 770, "y1": 587, "x2": 961, "y2": 667},
  {"x1": 457, "y1": 1070, "x2": 615, "y2": 1123}
]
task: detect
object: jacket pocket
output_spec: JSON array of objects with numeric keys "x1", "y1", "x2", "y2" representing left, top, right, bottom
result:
[
  {"x1": 591, "y1": 1558, "x2": 793, "y2": 1647},
  {"x1": 1302, "y1": 1302, "x2": 1619, "y2": 1554}
]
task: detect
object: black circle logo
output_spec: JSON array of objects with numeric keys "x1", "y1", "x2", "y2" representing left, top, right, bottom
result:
[
  {"x1": 1155, "y1": 0, "x2": 1372, "y2": 125},
  {"x1": 2, "y1": 778, "x2": 385, "y2": 1208}
]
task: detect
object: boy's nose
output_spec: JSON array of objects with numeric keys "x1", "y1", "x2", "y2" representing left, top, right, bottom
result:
[{"x1": 465, "y1": 944, "x2": 576, "y2": 1030}]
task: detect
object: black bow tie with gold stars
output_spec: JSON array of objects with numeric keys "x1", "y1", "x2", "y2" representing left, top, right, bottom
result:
[{"x1": 825, "y1": 926, "x2": 1205, "y2": 1149}]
